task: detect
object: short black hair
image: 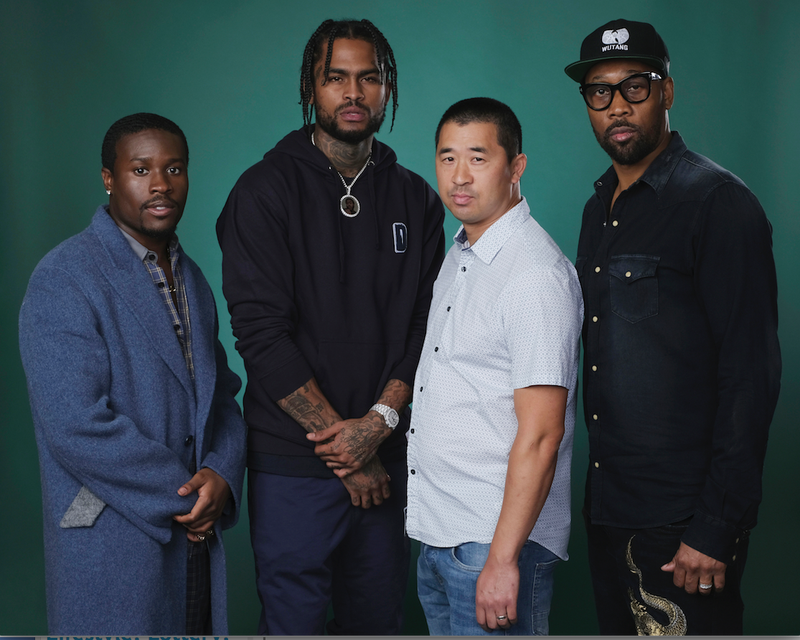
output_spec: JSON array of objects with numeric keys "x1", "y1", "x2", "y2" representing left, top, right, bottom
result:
[
  {"x1": 299, "y1": 19, "x2": 398, "y2": 133},
  {"x1": 101, "y1": 113, "x2": 188, "y2": 172},
  {"x1": 435, "y1": 97, "x2": 522, "y2": 163}
]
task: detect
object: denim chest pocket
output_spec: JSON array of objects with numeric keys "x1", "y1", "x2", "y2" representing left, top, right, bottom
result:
[{"x1": 608, "y1": 255, "x2": 659, "y2": 323}]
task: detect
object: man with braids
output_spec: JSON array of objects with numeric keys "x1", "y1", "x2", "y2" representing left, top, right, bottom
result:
[
  {"x1": 19, "y1": 113, "x2": 247, "y2": 634},
  {"x1": 217, "y1": 18, "x2": 446, "y2": 635}
]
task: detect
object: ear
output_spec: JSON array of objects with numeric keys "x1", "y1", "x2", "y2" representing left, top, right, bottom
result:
[
  {"x1": 510, "y1": 153, "x2": 527, "y2": 184},
  {"x1": 662, "y1": 76, "x2": 675, "y2": 110},
  {"x1": 101, "y1": 167, "x2": 113, "y2": 193}
]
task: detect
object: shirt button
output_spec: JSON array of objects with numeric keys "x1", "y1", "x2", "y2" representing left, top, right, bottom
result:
[
  {"x1": 184, "y1": 435, "x2": 193, "y2": 446},
  {"x1": 461, "y1": 266, "x2": 466, "y2": 272},
  {"x1": 626, "y1": 271, "x2": 632, "y2": 278},
  {"x1": 592, "y1": 414, "x2": 598, "y2": 421},
  {"x1": 158, "y1": 282, "x2": 165, "y2": 288},
  {"x1": 434, "y1": 347, "x2": 439, "y2": 352},
  {"x1": 594, "y1": 462, "x2": 600, "y2": 468},
  {"x1": 612, "y1": 220, "x2": 619, "y2": 227},
  {"x1": 410, "y1": 428, "x2": 415, "y2": 434},
  {"x1": 174, "y1": 324, "x2": 180, "y2": 331},
  {"x1": 594, "y1": 266, "x2": 601, "y2": 273},
  {"x1": 592, "y1": 365, "x2": 597, "y2": 372},
  {"x1": 410, "y1": 469, "x2": 416, "y2": 475},
  {"x1": 732, "y1": 555, "x2": 737, "y2": 561},
  {"x1": 446, "y1": 306, "x2": 451, "y2": 312},
  {"x1": 419, "y1": 386, "x2": 423, "y2": 392},
  {"x1": 592, "y1": 315, "x2": 598, "y2": 323}
]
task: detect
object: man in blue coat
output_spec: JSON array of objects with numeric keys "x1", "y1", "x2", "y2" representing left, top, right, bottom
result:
[{"x1": 19, "y1": 113, "x2": 247, "y2": 635}]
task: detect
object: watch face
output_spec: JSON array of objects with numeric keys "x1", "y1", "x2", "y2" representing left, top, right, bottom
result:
[{"x1": 373, "y1": 404, "x2": 399, "y2": 429}]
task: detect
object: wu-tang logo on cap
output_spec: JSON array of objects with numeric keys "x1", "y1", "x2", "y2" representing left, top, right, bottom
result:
[{"x1": 602, "y1": 28, "x2": 630, "y2": 45}]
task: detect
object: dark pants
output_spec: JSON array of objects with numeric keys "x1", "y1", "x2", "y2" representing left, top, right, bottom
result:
[
  {"x1": 186, "y1": 539, "x2": 211, "y2": 634},
  {"x1": 584, "y1": 510, "x2": 749, "y2": 635},
  {"x1": 248, "y1": 459, "x2": 410, "y2": 635}
]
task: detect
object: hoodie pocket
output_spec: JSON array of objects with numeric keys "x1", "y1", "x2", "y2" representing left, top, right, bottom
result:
[{"x1": 60, "y1": 485, "x2": 106, "y2": 528}]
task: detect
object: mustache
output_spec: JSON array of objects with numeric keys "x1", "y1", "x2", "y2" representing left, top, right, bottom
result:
[
  {"x1": 605, "y1": 119, "x2": 641, "y2": 135},
  {"x1": 139, "y1": 195, "x2": 179, "y2": 212},
  {"x1": 336, "y1": 101, "x2": 369, "y2": 115}
]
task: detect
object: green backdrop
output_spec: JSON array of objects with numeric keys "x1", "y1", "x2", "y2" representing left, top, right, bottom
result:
[{"x1": 2, "y1": 0, "x2": 797, "y2": 634}]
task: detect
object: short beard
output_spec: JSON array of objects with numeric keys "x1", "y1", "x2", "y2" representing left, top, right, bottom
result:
[
  {"x1": 137, "y1": 222, "x2": 177, "y2": 241},
  {"x1": 594, "y1": 116, "x2": 664, "y2": 166},
  {"x1": 315, "y1": 102, "x2": 386, "y2": 144},
  {"x1": 137, "y1": 197, "x2": 180, "y2": 240}
]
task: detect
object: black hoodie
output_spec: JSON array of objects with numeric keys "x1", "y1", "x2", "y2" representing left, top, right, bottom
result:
[{"x1": 217, "y1": 127, "x2": 446, "y2": 477}]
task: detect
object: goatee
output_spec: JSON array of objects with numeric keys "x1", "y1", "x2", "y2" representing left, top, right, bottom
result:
[
  {"x1": 315, "y1": 102, "x2": 386, "y2": 144},
  {"x1": 595, "y1": 118, "x2": 662, "y2": 166}
]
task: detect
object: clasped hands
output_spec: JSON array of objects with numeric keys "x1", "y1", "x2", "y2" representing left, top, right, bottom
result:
[
  {"x1": 307, "y1": 412, "x2": 393, "y2": 509},
  {"x1": 173, "y1": 467, "x2": 231, "y2": 541}
]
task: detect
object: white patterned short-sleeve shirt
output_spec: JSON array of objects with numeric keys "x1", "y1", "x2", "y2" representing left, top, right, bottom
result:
[{"x1": 406, "y1": 197, "x2": 583, "y2": 560}]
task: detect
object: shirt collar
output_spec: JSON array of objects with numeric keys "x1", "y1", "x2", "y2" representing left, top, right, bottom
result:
[
  {"x1": 117, "y1": 223, "x2": 180, "y2": 264},
  {"x1": 453, "y1": 196, "x2": 530, "y2": 265},
  {"x1": 594, "y1": 131, "x2": 687, "y2": 198},
  {"x1": 638, "y1": 131, "x2": 687, "y2": 195}
]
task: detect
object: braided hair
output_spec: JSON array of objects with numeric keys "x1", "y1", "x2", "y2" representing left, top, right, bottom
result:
[{"x1": 299, "y1": 19, "x2": 398, "y2": 134}]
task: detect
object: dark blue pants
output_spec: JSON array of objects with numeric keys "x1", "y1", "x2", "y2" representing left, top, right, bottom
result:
[
  {"x1": 585, "y1": 510, "x2": 749, "y2": 635},
  {"x1": 248, "y1": 459, "x2": 409, "y2": 635}
]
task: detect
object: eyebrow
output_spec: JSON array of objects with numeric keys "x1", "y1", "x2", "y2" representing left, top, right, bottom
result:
[
  {"x1": 438, "y1": 146, "x2": 488, "y2": 155},
  {"x1": 127, "y1": 156, "x2": 186, "y2": 164},
  {"x1": 326, "y1": 66, "x2": 381, "y2": 77}
]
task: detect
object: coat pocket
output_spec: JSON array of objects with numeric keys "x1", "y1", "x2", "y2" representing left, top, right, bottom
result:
[
  {"x1": 609, "y1": 255, "x2": 659, "y2": 323},
  {"x1": 60, "y1": 485, "x2": 106, "y2": 528}
]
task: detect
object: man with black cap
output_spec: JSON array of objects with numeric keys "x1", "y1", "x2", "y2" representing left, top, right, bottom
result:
[{"x1": 565, "y1": 19, "x2": 780, "y2": 635}]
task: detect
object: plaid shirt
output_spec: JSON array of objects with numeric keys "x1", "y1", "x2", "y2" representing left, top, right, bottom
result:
[{"x1": 120, "y1": 229, "x2": 195, "y2": 380}]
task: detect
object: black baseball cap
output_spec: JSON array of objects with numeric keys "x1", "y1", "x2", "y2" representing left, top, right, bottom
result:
[{"x1": 565, "y1": 19, "x2": 670, "y2": 83}]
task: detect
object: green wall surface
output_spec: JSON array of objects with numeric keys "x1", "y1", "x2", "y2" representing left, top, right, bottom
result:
[{"x1": 2, "y1": 0, "x2": 797, "y2": 634}]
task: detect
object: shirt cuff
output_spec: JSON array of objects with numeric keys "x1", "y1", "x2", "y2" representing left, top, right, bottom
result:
[{"x1": 681, "y1": 511, "x2": 742, "y2": 564}]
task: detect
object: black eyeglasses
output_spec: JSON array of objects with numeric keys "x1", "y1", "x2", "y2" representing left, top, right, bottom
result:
[{"x1": 580, "y1": 72, "x2": 663, "y2": 111}]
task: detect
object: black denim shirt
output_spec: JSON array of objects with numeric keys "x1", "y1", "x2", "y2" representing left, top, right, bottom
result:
[{"x1": 576, "y1": 132, "x2": 781, "y2": 563}]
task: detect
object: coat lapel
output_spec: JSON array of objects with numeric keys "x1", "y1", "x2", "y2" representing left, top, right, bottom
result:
[
  {"x1": 181, "y1": 255, "x2": 217, "y2": 456},
  {"x1": 88, "y1": 208, "x2": 195, "y2": 400}
]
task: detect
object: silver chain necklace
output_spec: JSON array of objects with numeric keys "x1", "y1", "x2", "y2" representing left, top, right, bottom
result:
[{"x1": 312, "y1": 132, "x2": 371, "y2": 218}]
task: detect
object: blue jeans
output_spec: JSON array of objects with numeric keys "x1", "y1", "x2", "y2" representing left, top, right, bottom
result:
[{"x1": 417, "y1": 540, "x2": 559, "y2": 635}]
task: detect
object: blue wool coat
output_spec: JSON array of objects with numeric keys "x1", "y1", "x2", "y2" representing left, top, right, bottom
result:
[{"x1": 19, "y1": 207, "x2": 247, "y2": 635}]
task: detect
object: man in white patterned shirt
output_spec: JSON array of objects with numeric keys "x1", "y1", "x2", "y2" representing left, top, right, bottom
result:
[{"x1": 406, "y1": 98, "x2": 583, "y2": 636}]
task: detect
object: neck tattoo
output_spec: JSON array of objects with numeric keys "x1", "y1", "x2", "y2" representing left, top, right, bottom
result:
[{"x1": 312, "y1": 132, "x2": 371, "y2": 218}]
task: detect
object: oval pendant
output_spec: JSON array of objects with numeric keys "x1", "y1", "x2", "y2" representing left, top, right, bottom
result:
[{"x1": 340, "y1": 194, "x2": 360, "y2": 218}]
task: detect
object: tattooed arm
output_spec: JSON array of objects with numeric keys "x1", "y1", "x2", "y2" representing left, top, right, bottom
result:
[
  {"x1": 278, "y1": 378, "x2": 391, "y2": 508},
  {"x1": 306, "y1": 378, "x2": 412, "y2": 477},
  {"x1": 277, "y1": 378, "x2": 344, "y2": 434}
]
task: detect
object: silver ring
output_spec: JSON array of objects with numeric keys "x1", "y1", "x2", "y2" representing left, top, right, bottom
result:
[
  {"x1": 496, "y1": 615, "x2": 507, "y2": 621},
  {"x1": 699, "y1": 582, "x2": 713, "y2": 590},
  {"x1": 205, "y1": 529, "x2": 215, "y2": 537},
  {"x1": 195, "y1": 533, "x2": 205, "y2": 542}
]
